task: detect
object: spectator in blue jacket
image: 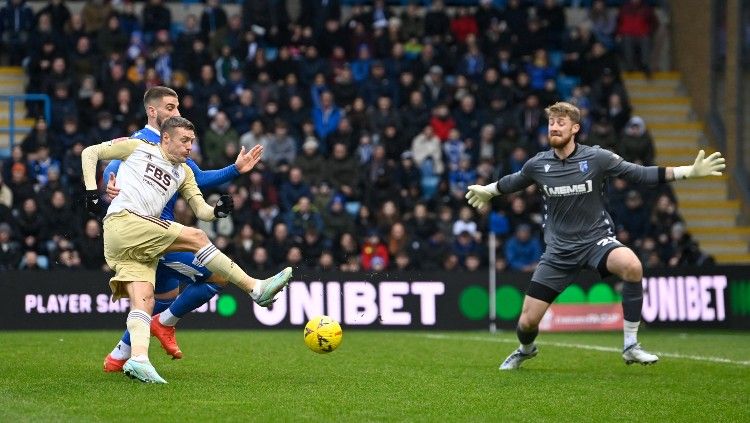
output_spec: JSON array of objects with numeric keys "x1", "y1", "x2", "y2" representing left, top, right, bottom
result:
[
  {"x1": 279, "y1": 166, "x2": 313, "y2": 212},
  {"x1": 505, "y1": 223, "x2": 542, "y2": 272},
  {"x1": 312, "y1": 91, "x2": 342, "y2": 146},
  {"x1": 0, "y1": 0, "x2": 34, "y2": 65}
]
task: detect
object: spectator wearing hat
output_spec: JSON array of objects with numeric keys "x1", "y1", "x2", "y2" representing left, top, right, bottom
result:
[
  {"x1": 361, "y1": 229, "x2": 389, "y2": 271},
  {"x1": 294, "y1": 137, "x2": 325, "y2": 186},
  {"x1": 8, "y1": 162, "x2": 35, "y2": 209},
  {"x1": 505, "y1": 224, "x2": 542, "y2": 272},
  {"x1": 619, "y1": 116, "x2": 655, "y2": 165}
]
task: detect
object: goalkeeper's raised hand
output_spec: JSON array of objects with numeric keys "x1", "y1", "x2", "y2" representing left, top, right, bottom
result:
[
  {"x1": 465, "y1": 183, "x2": 500, "y2": 211},
  {"x1": 673, "y1": 150, "x2": 726, "y2": 180}
]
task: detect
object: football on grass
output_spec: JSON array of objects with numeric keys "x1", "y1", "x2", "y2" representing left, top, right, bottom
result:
[{"x1": 304, "y1": 315, "x2": 343, "y2": 354}]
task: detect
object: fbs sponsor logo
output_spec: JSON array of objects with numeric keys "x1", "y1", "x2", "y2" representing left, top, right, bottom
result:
[{"x1": 542, "y1": 180, "x2": 593, "y2": 197}]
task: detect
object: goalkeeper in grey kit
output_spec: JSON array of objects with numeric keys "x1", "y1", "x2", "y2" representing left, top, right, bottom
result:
[{"x1": 466, "y1": 102, "x2": 725, "y2": 369}]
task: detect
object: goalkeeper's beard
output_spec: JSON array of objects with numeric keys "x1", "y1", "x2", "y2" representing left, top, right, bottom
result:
[{"x1": 549, "y1": 133, "x2": 574, "y2": 149}]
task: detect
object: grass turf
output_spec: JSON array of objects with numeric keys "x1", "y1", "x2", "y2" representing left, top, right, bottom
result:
[{"x1": 1, "y1": 329, "x2": 748, "y2": 422}]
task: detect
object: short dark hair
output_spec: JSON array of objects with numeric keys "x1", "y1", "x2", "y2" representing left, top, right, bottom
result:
[
  {"x1": 160, "y1": 116, "x2": 195, "y2": 138},
  {"x1": 143, "y1": 86, "x2": 178, "y2": 108}
]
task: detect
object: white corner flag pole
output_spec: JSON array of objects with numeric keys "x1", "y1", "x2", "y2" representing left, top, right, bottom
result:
[{"x1": 489, "y1": 232, "x2": 497, "y2": 333}]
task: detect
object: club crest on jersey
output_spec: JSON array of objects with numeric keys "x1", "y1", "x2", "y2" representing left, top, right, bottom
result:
[
  {"x1": 544, "y1": 164, "x2": 551, "y2": 173},
  {"x1": 579, "y1": 161, "x2": 589, "y2": 173}
]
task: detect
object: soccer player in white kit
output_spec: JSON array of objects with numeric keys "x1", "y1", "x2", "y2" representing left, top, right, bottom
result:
[{"x1": 81, "y1": 117, "x2": 292, "y2": 383}]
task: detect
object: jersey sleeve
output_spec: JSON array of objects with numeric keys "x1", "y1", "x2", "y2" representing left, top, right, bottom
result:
[
  {"x1": 186, "y1": 158, "x2": 240, "y2": 189},
  {"x1": 595, "y1": 147, "x2": 662, "y2": 185},
  {"x1": 497, "y1": 157, "x2": 536, "y2": 194},
  {"x1": 81, "y1": 138, "x2": 143, "y2": 191},
  {"x1": 177, "y1": 164, "x2": 203, "y2": 203}
]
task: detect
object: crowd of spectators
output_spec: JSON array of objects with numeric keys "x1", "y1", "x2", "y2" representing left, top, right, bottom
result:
[{"x1": 0, "y1": 0, "x2": 712, "y2": 273}]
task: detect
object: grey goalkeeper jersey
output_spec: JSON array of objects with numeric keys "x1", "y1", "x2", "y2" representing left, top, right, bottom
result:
[{"x1": 497, "y1": 144, "x2": 663, "y2": 254}]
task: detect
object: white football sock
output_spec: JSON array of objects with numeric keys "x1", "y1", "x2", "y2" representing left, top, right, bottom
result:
[
  {"x1": 110, "y1": 341, "x2": 131, "y2": 360},
  {"x1": 131, "y1": 354, "x2": 149, "y2": 363},
  {"x1": 159, "y1": 308, "x2": 180, "y2": 327},
  {"x1": 624, "y1": 320, "x2": 640, "y2": 347},
  {"x1": 519, "y1": 343, "x2": 535, "y2": 354}
]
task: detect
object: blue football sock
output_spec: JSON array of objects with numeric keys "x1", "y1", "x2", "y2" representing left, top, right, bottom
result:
[
  {"x1": 120, "y1": 298, "x2": 175, "y2": 346},
  {"x1": 170, "y1": 283, "x2": 223, "y2": 318}
]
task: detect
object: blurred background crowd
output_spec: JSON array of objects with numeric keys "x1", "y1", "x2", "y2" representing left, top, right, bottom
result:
[{"x1": 0, "y1": 0, "x2": 711, "y2": 273}]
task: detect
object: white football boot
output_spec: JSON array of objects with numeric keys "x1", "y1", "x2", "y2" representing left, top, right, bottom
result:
[
  {"x1": 622, "y1": 343, "x2": 659, "y2": 365},
  {"x1": 499, "y1": 346, "x2": 538, "y2": 370}
]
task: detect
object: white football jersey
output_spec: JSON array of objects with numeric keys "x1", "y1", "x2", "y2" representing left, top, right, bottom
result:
[{"x1": 107, "y1": 141, "x2": 193, "y2": 217}]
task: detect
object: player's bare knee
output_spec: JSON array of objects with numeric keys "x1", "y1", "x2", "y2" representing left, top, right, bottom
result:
[
  {"x1": 133, "y1": 292, "x2": 155, "y2": 313},
  {"x1": 623, "y1": 260, "x2": 643, "y2": 282},
  {"x1": 518, "y1": 314, "x2": 539, "y2": 331},
  {"x1": 193, "y1": 229, "x2": 210, "y2": 247}
]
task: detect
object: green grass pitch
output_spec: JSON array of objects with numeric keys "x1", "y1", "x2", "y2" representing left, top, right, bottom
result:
[{"x1": 1, "y1": 329, "x2": 748, "y2": 422}]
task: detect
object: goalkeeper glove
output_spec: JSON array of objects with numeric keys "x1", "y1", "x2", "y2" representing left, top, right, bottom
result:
[
  {"x1": 213, "y1": 194, "x2": 234, "y2": 218},
  {"x1": 673, "y1": 150, "x2": 726, "y2": 180},
  {"x1": 84, "y1": 190, "x2": 101, "y2": 215},
  {"x1": 465, "y1": 183, "x2": 500, "y2": 211}
]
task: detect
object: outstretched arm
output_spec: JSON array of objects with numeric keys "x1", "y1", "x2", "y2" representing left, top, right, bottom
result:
[
  {"x1": 466, "y1": 165, "x2": 535, "y2": 211},
  {"x1": 187, "y1": 145, "x2": 264, "y2": 188},
  {"x1": 602, "y1": 149, "x2": 725, "y2": 184}
]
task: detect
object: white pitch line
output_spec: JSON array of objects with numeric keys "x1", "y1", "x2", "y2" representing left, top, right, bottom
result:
[{"x1": 420, "y1": 334, "x2": 750, "y2": 366}]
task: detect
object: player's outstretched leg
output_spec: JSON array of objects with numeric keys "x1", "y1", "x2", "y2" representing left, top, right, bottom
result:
[
  {"x1": 500, "y1": 325, "x2": 539, "y2": 370},
  {"x1": 250, "y1": 267, "x2": 294, "y2": 307},
  {"x1": 168, "y1": 228, "x2": 292, "y2": 307},
  {"x1": 104, "y1": 298, "x2": 174, "y2": 372}
]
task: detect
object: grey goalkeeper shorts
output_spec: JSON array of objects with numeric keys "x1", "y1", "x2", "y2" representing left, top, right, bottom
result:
[{"x1": 531, "y1": 236, "x2": 626, "y2": 293}]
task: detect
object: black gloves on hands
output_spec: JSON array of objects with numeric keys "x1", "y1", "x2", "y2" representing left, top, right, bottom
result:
[
  {"x1": 84, "y1": 190, "x2": 101, "y2": 216},
  {"x1": 214, "y1": 194, "x2": 234, "y2": 218}
]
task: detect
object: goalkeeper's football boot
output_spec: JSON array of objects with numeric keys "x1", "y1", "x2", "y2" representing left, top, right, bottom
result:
[
  {"x1": 123, "y1": 358, "x2": 168, "y2": 384},
  {"x1": 622, "y1": 343, "x2": 659, "y2": 365},
  {"x1": 103, "y1": 354, "x2": 127, "y2": 372},
  {"x1": 253, "y1": 267, "x2": 293, "y2": 307},
  {"x1": 499, "y1": 346, "x2": 538, "y2": 370},
  {"x1": 151, "y1": 313, "x2": 183, "y2": 359}
]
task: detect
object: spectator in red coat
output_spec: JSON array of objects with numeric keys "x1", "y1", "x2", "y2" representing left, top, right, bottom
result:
[
  {"x1": 450, "y1": 7, "x2": 478, "y2": 44},
  {"x1": 429, "y1": 104, "x2": 456, "y2": 142},
  {"x1": 616, "y1": 0, "x2": 658, "y2": 73},
  {"x1": 360, "y1": 230, "x2": 389, "y2": 271}
]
